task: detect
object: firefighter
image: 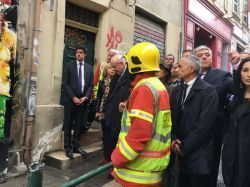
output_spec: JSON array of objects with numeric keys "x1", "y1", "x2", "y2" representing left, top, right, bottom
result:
[{"x1": 111, "y1": 42, "x2": 172, "y2": 186}]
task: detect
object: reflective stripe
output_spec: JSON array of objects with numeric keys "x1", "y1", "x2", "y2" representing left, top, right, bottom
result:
[
  {"x1": 114, "y1": 168, "x2": 162, "y2": 184},
  {"x1": 121, "y1": 127, "x2": 171, "y2": 144},
  {"x1": 116, "y1": 77, "x2": 171, "y2": 180},
  {"x1": 139, "y1": 146, "x2": 171, "y2": 158},
  {"x1": 140, "y1": 82, "x2": 159, "y2": 136},
  {"x1": 120, "y1": 125, "x2": 130, "y2": 133},
  {"x1": 99, "y1": 62, "x2": 106, "y2": 81},
  {"x1": 119, "y1": 139, "x2": 138, "y2": 160},
  {"x1": 130, "y1": 109, "x2": 153, "y2": 122},
  {"x1": 121, "y1": 110, "x2": 129, "y2": 133},
  {"x1": 152, "y1": 131, "x2": 171, "y2": 143},
  {"x1": 93, "y1": 62, "x2": 106, "y2": 98}
]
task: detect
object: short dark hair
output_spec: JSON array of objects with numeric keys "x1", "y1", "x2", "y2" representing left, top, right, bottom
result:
[
  {"x1": 166, "y1": 54, "x2": 175, "y2": 61},
  {"x1": 76, "y1": 46, "x2": 87, "y2": 54}
]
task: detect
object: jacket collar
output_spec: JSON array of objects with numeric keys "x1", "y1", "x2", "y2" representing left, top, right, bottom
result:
[
  {"x1": 184, "y1": 77, "x2": 204, "y2": 103},
  {"x1": 131, "y1": 72, "x2": 155, "y2": 89}
]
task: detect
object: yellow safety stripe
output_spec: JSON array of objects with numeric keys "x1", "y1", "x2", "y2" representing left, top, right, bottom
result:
[
  {"x1": 93, "y1": 62, "x2": 106, "y2": 98},
  {"x1": 119, "y1": 139, "x2": 138, "y2": 161},
  {"x1": 120, "y1": 125, "x2": 130, "y2": 133},
  {"x1": 130, "y1": 109, "x2": 154, "y2": 123},
  {"x1": 121, "y1": 109, "x2": 128, "y2": 126},
  {"x1": 120, "y1": 125, "x2": 170, "y2": 144},
  {"x1": 114, "y1": 168, "x2": 162, "y2": 184}
]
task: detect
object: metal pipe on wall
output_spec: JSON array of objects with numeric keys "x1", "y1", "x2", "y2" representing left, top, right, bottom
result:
[{"x1": 23, "y1": 0, "x2": 42, "y2": 165}]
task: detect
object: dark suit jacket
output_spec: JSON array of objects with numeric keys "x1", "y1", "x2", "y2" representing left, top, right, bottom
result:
[
  {"x1": 104, "y1": 69, "x2": 132, "y2": 134},
  {"x1": 170, "y1": 77, "x2": 219, "y2": 175},
  {"x1": 63, "y1": 61, "x2": 94, "y2": 102},
  {"x1": 203, "y1": 68, "x2": 233, "y2": 117},
  {"x1": 203, "y1": 68, "x2": 233, "y2": 139},
  {"x1": 222, "y1": 100, "x2": 250, "y2": 187}
]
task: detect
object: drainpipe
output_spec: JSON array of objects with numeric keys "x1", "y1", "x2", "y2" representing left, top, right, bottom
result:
[{"x1": 23, "y1": 0, "x2": 42, "y2": 165}]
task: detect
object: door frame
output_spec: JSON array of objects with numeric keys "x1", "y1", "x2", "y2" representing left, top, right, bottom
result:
[{"x1": 65, "y1": 19, "x2": 98, "y2": 34}]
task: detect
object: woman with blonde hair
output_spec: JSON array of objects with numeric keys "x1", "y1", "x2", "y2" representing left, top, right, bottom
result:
[{"x1": 95, "y1": 63, "x2": 115, "y2": 165}]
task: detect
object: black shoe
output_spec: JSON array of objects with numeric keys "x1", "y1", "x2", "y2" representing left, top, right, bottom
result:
[
  {"x1": 73, "y1": 147, "x2": 87, "y2": 157},
  {"x1": 65, "y1": 150, "x2": 73, "y2": 159}
]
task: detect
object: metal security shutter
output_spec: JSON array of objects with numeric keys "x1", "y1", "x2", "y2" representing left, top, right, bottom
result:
[{"x1": 134, "y1": 14, "x2": 166, "y2": 61}]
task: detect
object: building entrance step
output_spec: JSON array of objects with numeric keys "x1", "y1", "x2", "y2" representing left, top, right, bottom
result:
[{"x1": 45, "y1": 141, "x2": 102, "y2": 170}]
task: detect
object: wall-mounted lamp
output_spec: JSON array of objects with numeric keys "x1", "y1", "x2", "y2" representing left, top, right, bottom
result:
[
  {"x1": 43, "y1": 0, "x2": 54, "y2": 11},
  {"x1": 49, "y1": 0, "x2": 54, "y2": 11},
  {"x1": 208, "y1": 34, "x2": 213, "y2": 39},
  {"x1": 129, "y1": 0, "x2": 136, "y2": 7},
  {"x1": 196, "y1": 26, "x2": 200, "y2": 31}
]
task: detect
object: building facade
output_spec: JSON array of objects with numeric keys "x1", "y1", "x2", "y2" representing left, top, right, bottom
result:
[
  {"x1": 184, "y1": 0, "x2": 250, "y2": 71},
  {"x1": 7, "y1": 0, "x2": 183, "y2": 173},
  {"x1": 208, "y1": 0, "x2": 250, "y2": 53}
]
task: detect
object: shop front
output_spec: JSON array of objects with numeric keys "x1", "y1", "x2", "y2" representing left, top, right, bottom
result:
[{"x1": 184, "y1": 0, "x2": 233, "y2": 70}]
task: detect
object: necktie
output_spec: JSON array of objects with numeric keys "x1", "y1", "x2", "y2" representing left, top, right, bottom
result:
[
  {"x1": 78, "y1": 63, "x2": 82, "y2": 93},
  {"x1": 181, "y1": 83, "x2": 188, "y2": 110}
]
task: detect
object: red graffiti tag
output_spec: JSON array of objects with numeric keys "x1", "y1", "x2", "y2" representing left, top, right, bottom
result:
[{"x1": 105, "y1": 27, "x2": 123, "y2": 51}]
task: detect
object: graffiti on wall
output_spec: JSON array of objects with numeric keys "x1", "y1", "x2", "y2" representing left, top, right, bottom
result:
[
  {"x1": 105, "y1": 26, "x2": 123, "y2": 51},
  {"x1": 65, "y1": 26, "x2": 87, "y2": 47}
]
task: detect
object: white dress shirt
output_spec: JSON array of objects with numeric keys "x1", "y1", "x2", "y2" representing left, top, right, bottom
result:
[{"x1": 183, "y1": 77, "x2": 197, "y2": 101}]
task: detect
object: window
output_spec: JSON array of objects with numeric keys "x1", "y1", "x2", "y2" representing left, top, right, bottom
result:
[
  {"x1": 233, "y1": 0, "x2": 240, "y2": 14},
  {"x1": 243, "y1": 0, "x2": 248, "y2": 25}
]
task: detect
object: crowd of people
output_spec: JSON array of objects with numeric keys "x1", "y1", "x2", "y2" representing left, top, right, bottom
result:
[{"x1": 62, "y1": 42, "x2": 250, "y2": 187}]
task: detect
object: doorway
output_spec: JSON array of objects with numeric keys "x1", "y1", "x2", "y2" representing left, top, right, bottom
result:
[
  {"x1": 60, "y1": 25, "x2": 96, "y2": 104},
  {"x1": 194, "y1": 26, "x2": 215, "y2": 49}
]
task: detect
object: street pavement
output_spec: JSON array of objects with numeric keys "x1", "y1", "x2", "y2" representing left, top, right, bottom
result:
[{"x1": 1, "y1": 154, "x2": 113, "y2": 187}]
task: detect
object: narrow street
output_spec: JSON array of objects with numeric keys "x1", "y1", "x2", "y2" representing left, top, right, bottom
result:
[
  {"x1": 0, "y1": 0, "x2": 249, "y2": 186},
  {"x1": 1, "y1": 154, "x2": 113, "y2": 187}
]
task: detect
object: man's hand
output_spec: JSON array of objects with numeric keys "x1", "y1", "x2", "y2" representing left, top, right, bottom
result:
[
  {"x1": 119, "y1": 101, "x2": 127, "y2": 112},
  {"x1": 229, "y1": 52, "x2": 240, "y2": 65},
  {"x1": 72, "y1": 97, "x2": 81, "y2": 105},
  {"x1": 79, "y1": 97, "x2": 88, "y2": 104},
  {"x1": 171, "y1": 139, "x2": 183, "y2": 156}
]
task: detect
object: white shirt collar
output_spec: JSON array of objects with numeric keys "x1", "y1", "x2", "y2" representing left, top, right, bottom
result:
[
  {"x1": 77, "y1": 60, "x2": 84, "y2": 65},
  {"x1": 120, "y1": 66, "x2": 127, "y2": 77},
  {"x1": 185, "y1": 77, "x2": 197, "y2": 87}
]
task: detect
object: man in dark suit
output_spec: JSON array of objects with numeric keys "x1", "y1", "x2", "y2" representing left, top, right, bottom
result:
[
  {"x1": 104, "y1": 54, "x2": 133, "y2": 161},
  {"x1": 194, "y1": 46, "x2": 233, "y2": 186},
  {"x1": 171, "y1": 55, "x2": 218, "y2": 187},
  {"x1": 63, "y1": 46, "x2": 94, "y2": 159}
]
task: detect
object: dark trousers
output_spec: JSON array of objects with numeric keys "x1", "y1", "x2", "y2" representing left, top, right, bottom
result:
[
  {"x1": 101, "y1": 120, "x2": 111, "y2": 161},
  {"x1": 162, "y1": 154, "x2": 179, "y2": 187},
  {"x1": 179, "y1": 172, "x2": 210, "y2": 187},
  {"x1": 63, "y1": 101, "x2": 87, "y2": 150},
  {"x1": 210, "y1": 117, "x2": 227, "y2": 187},
  {"x1": 4, "y1": 98, "x2": 12, "y2": 138},
  {"x1": 110, "y1": 131, "x2": 119, "y2": 159}
]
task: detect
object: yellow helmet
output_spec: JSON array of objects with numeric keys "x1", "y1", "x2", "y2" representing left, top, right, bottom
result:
[{"x1": 126, "y1": 42, "x2": 160, "y2": 74}]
